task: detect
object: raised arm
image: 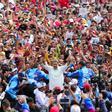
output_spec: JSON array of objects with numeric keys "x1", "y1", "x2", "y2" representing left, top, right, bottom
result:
[
  {"x1": 66, "y1": 70, "x2": 80, "y2": 78},
  {"x1": 5, "y1": 79, "x2": 18, "y2": 99},
  {"x1": 60, "y1": 63, "x2": 68, "y2": 72},
  {"x1": 42, "y1": 61, "x2": 52, "y2": 72}
]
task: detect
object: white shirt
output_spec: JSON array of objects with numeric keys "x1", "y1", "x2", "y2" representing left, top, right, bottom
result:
[
  {"x1": 80, "y1": 0, "x2": 87, "y2": 4},
  {"x1": 0, "y1": 3, "x2": 4, "y2": 10},
  {"x1": 75, "y1": 86, "x2": 81, "y2": 95},
  {"x1": 57, "y1": 93, "x2": 66, "y2": 102},
  {"x1": 28, "y1": 34, "x2": 34, "y2": 44},
  {"x1": 65, "y1": 31, "x2": 74, "y2": 40},
  {"x1": 69, "y1": 86, "x2": 81, "y2": 104},
  {"x1": 93, "y1": 15, "x2": 103, "y2": 23},
  {"x1": 90, "y1": 37, "x2": 100, "y2": 44},
  {"x1": 79, "y1": 7, "x2": 88, "y2": 17},
  {"x1": 9, "y1": 0, "x2": 16, "y2": 5},
  {"x1": 34, "y1": 88, "x2": 48, "y2": 108},
  {"x1": 70, "y1": 105, "x2": 81, "y2": 112},
  {"x1": 43, "y1": 64, "x2": 68, "y2": 90}
]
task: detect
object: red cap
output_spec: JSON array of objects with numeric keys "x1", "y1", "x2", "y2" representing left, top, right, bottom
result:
[
  {"x1": 54, "y1": 86, "x2": 61, "y2": 91},
  {"x1": 83, "y1": 83, "x2": 91, "y2": 90},
  {"x1": 54, "y1": 20, "x2": 61, "y2": 27}
]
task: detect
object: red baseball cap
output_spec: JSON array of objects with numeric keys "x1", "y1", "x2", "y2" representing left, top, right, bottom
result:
[{"x1": 83, "y1": 82, "x2": 91, "y2": 90}]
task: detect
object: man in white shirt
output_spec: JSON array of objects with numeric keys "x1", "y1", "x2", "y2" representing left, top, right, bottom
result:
[
  {"x1": 69, "y1": 79, "x2": 81, "y2": 104},
  {"x1": 93, "y1": 12, "x2": 103, "y2": 23},
  {"x1": 34, "y1": 82, "x2": 49, "y2": 109},
  {"x1": 79, "y1": 5, "x2": 88, "y2": 18},
  {"x1": 70, "y1": 104, "x2": 81, "y2": 112},
  {"x1": 42, "y1": 60, "x2": 68, "y2": 90},
  {"x1": 90, "y1": 36, "x2": 100, "y2": 45},
  {"x1": 69, "y1": 79, "x2": 81, "y2": 94},
  {"x1": 28, "y1": 34, "x2": 34, "y2": 44},
  {"x1": 65, "y1": 29, "x2": 74, "y2": 40}
]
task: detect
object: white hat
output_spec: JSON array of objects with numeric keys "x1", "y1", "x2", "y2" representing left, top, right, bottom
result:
[
  {"x1": 36, "y1": 82, "x2": 46, "y2": 88},
  {"x1": 69, "y1": 18, "x2": 74, "y2": 23},
  {"x1": 69, "y1": 79, "x2": 78, "y2": 85},
  {"x1": 12, "y1": 68, "x2": 18, "y2": 72},
  {"x1": 0, "y1": 3, "x2": 4, "y2": 9},
  {"x1": 74, "y1": 4, "x2": 80, "y2": 7},
  {"x1": 9, "y1": 33, "x2": 14, "y2": 35}
]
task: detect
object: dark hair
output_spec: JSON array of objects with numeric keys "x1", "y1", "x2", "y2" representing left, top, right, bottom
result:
[
  {"x1": 83, "y1": 88, "x2": 90, "y2": 93},
  {"x1": 71, "y1": 99, "x2": 79, "y2": 106},
  {"x1": 79, "y1": 61, "x2": 86, "y2": 67},
  {"x1": 70, "y1": 85, "x2": 76, "y2": 92},
  {"x1": 53, "y1": 89, "x2": 61, "y2": 95},
  {"x1": 45, "y1": 90, "x2": 52, "y2": 94},
  {"x1": 1, "y1": 99, "x2": 10, "y2": 108},
  {"x1": 27, "y1": 97, "x2": 34, "y2": 103},
  {"x1": 1, "y1": 64, "x2": 11, "y2": 73}
]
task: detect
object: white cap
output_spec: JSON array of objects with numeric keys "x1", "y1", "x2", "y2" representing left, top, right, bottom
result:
[
  {"x1": 36, "y1": 82, "x2": 46, "y2": 88},
  {"x1": 0, "y1": 3, "x2": 4, "y2": 9},
  {"x1": 69, "y1": 18, "x2": 74, "y2": 23},
  {"x1": 12, "y1": 68, "x2": 18, "y2": 72},
  {"x1": 69, "y1": 79, "x2": 78, "y2": 85}
]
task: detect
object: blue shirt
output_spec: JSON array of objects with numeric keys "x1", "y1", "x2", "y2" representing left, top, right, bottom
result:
[
  {"x1": 34, "y1": 70, "x2": 49, "y2": 81},
  {"x1": 5, "y1": 75, "x2": 19, "y2": 99},
  {"x1": 25, "y1": 68, "x2": 48, "y2": 85},
  {"x1": 84, "y1": 98, "x2": 95, "y2": 111},
  {"x1": 26, "y1": 68, "x2": 37, "y2": 79},
  {"x1": 26, "y1": 68, "x2": 49, "y2": 84},
  {"x1": 66, "y1": 69, "x2": 83, "y2": 88},
  {"x1": 16, "y1": 102, "x2": 30, "y2": 112},
  {"x1": 66, "y1": 66, "x2": 95, "y2": 88},
  {"x1": 87, "y1": 20, "x2": 92, "y2": 27},
  {"x1": 82, "y1": 66, "x2": 94, "y2": 82},
  {"x1": 105, "y1": 91, "x2": 112, "y2": 102}
]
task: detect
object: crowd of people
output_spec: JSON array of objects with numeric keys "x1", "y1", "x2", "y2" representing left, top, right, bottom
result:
[{"x1": 0, "y1": 0, "x2": 112, "y2": 112}]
